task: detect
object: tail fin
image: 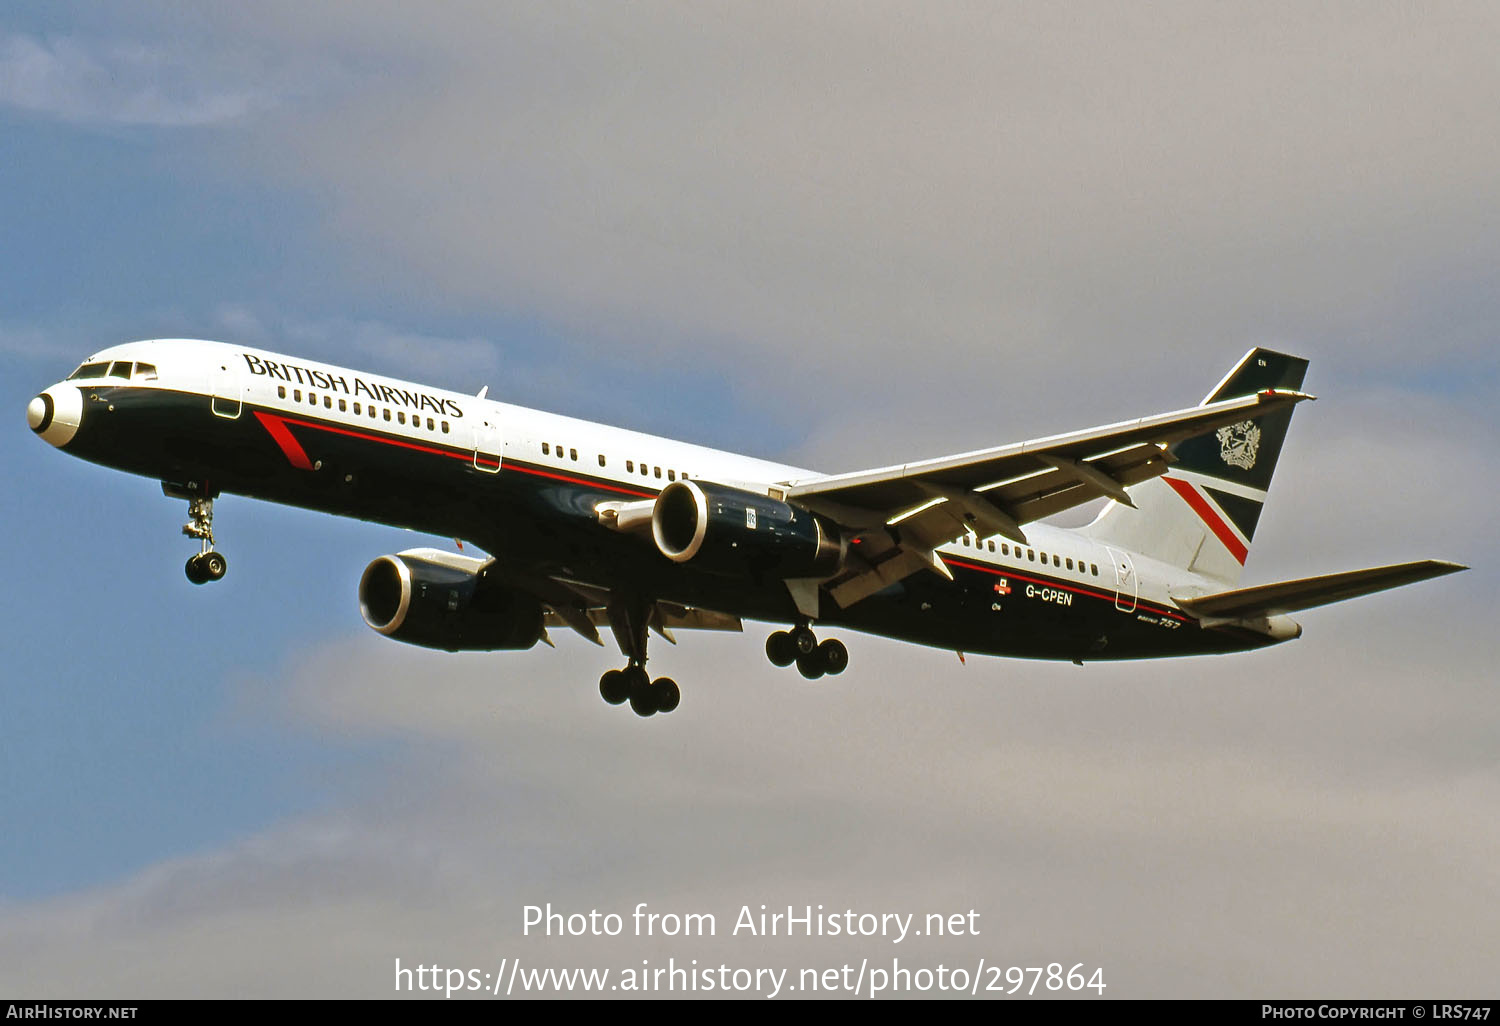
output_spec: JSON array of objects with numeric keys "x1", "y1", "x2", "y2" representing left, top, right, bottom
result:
[{"x1": 1085, "y1": 348, "x2": 1310, "y2": 586}]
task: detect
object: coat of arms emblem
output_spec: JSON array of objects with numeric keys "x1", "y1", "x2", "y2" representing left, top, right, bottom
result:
[{"x1": 1216, "y1": 420, "x2": 1261, "y2": 470}]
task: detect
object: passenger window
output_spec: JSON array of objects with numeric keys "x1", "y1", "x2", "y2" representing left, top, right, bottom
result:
[
  {"x1": 109, "y1": 361, "x2": 132, "y2": 378},
  {"x1": 1066, "y1": 558, "x2": 1074, "y2": 570},
  {"x1": 427, "y1": 417, "x2": 435, "y2": 430},
  {"x1": 1091, "y1": 564, "x2": 1099, "y2": 576},
  {"x1": 668, "y1": 469, "x2": 676, "y2": 481},
  {"x1": 338, "y1": 399, "x2": 346, "y2": 412},
  {"x1": 961, "y1": 536, "x2": 970, "y2": 547},
  {"x1": 383, "y1": 409, "x2": 391, "y2": 421},
  {"x1": 278, "y1": 386, "x2": 287, "y2": 399},
  {"x1": 1001, "y1": 543, "x2": 1009, "y2": 556},
  {"x1": 309, "y1": 392, "x2": 317, "y2": 405},
  {"x1": 441, "y1": 421, "x2": 449, "y2": 433},
  {"x1": 1054, "y1": 554, "x2": 1061, "y2": 567},
  {"x1": 642, "y1": 462, "x2": 649, "y2": 475},
  {"x1": 324, "y1": 395, "x2": 332, "y2": 409},
  {"x1": 570, "y1": 448, "x2": 578, "y2": 461},
  {"x1": 294, "y1": 389, "x2": 302, "y2": 402},
  {"x1": 654, "y1": 466, "x2": 661, "y2": 478},
  {"x1": 353, "y1": 402, "x2": 361, "y2": 415},
  {"x1": 369, "y1": 406, "x2": 376, "y2": 418},
  {"x1": 988, "y1": 540, "x2": 995, "y2": 552},
  {"x1": 626, "y1": 460, "x2": 634, "y2": 472},
  {"x1": 1028, "y1": 549, "x2": 1035, "y2": 561},
  {"x1": 599, "y1": 455, "x2": 608, "y2": 467},
  {"x1": 134, "y1": 363, "x2": 158, "y2": 380},
  {"x1": 542, "y1": 443, "x2": 550, "y2": 455},
  {"x1": 1040, "y1": 552, "x2": 1047, "y2": 563},
  {"x1": 398, "y1": 411, "x2": 406, "y2": 424}
]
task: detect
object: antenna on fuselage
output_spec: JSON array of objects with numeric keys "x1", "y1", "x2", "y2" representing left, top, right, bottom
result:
[{"x1": 476, "y1": 385, "x2": 489, "y2": 399}]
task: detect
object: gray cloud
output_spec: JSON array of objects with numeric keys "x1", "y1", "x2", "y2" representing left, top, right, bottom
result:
[
  {"x1": 195, "y1": 2, "x2": 1500, "y2": 424},
  {"x1": 2, "y1": 573, "x2": 1494, "y2": 998},
  {"x1": 0, "y1": 32, "x2": 273, "y2": 127},
  {"x1": 208, "y1": 305, "x2": 506, "y2": 391}
]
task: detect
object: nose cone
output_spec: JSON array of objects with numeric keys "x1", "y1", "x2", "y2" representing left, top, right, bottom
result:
[
  {"x1": 27, "y1": 386, "x2": 83, "y2": 448},
  {"x1": 26, "y1": 394, "x2": 50, "y2": 431}
]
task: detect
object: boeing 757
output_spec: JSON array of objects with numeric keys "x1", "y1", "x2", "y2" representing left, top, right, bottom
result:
[{"x1": 27, "y1": 342, "x2": 1465, "y2": 716}]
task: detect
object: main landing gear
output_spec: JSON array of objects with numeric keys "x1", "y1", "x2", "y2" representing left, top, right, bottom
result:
[
  {"x1": 765, "y1": 623, "x2": 848, "y2": 680},
  {"x1": 598, "y1": 596, "x2": 680, "y2": 717},
  {"x1": 180, "y1": 493, "x2": 228, "y2": 585},
  {"x1": 599, "y1": 664, "x2": 680, "y2": 718}
]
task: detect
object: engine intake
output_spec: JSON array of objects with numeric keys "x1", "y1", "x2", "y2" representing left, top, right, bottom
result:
[
  {"x1": 651, "y1": 480, "x2": 845, "y2": 578},
  {"x1": 359, "y1": 549, "x2": 544, "y2": 651}
]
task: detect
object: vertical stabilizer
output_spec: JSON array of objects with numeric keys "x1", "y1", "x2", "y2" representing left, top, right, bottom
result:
[{"x1": 1085, "y1": 349, "x2": 1309, "y2": 586}]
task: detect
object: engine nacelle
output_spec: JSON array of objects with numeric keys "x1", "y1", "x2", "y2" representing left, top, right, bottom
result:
[
  {"x1": 358, "y1": 549, "x2": 544, "y2": 652},
  {"x1": 651, "y1": 480, "x2": 845, "y2": 578}
]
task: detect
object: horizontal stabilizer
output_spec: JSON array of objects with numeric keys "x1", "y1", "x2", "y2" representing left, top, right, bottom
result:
[{"x1": 1174, "y1": 560, "x2": 1467, "y2": 620}]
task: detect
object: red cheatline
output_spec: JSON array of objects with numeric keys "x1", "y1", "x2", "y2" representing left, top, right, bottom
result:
[
  {"x1": 943, "y1": 557, "x2": 1187, "y2": 622},
  {"x1": 253, "y1": 410, "x2": 657, "y2": 498}
]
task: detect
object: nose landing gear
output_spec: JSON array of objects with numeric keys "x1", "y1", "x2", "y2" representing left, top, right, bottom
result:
[
  {"x1": 171, "y1": 487, "x2": 228, "y2": 584},
  {"x1": 185, "y1": 548, "x2": 228, "y2": 585},
  {"x1": 766, "y1": 623, "x2": 848, "y2": 679}
]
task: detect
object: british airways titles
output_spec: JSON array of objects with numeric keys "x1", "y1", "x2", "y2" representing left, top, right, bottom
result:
[{"x1": 242, "y1": 353, "x2": 465, "y2": 419}]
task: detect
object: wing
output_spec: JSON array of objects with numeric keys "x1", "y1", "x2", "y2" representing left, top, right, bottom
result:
[
  {"x1": 782, "y1": 388, "x2": 1313, "y2": 608},
  {"x1": 434, "y1": 552, "x2": 740, "y2": 648},
  {"x1": 536, "y1": 574, "x2": 741, "y2": 647},
  {"x1": 1171, "y1": 560, "x2": 1467, "y2": 621}
]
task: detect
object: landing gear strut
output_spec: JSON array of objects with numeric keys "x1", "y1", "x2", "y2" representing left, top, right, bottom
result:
[
  {"x1": 179, "y1": 493, "x2": 227, "y2": 585},
  {"x1": 598, "y1": 596, "x2": 679, "y2": 717},
  {"x1": 766, "y1": 623, "x2": 848, "y2": 680}
]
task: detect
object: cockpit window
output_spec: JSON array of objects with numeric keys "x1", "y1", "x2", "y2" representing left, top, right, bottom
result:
[
  {"x1": 133, "y1": 363, "x2": 158, "y2": 380},
  {"x1": 68, "y1": 362, "x2": 110, "y2": 380},
  {"x1": 109, "y1": 361, "x2": 133, "y2": 378}
]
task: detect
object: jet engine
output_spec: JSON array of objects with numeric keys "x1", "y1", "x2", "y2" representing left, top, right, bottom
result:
[
  {"x1": 358, "y1": 548, "x2": 544, "y2": 651},
  {"x1": 651, "y1": 480, "x2": 845, "y2": 578}
]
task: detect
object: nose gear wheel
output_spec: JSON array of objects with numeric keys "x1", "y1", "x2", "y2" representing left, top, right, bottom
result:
[{"x1": 176, "y1": 491, "x2": 229, "y2": 584}]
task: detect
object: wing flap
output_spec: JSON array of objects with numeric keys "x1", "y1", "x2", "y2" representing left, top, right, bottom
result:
[
  {"x1": 542, "y1": 599, "x2": 742, "y2": 636},
  {"x1": 1173, "y1": 560, "x2": 1467, "y2": 619}
]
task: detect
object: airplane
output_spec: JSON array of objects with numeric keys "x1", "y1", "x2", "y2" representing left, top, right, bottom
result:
[{"x1": 26, "y1": 340, "x2": 1465, "y2": 717}]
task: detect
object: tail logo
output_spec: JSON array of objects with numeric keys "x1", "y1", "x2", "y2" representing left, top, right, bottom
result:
[{"x1": 1216, "y1": 420, "x2": 1261, "y2": 470}]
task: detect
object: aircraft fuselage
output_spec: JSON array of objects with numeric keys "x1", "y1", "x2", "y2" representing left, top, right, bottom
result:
[{"x1": 29, "y1": 339, "x2": 1295, "y2": 668}]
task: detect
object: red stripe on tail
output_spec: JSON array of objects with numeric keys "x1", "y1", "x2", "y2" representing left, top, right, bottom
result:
[{"x1": 1162, "y1": 476, "x2": 1248, "y2": 565}]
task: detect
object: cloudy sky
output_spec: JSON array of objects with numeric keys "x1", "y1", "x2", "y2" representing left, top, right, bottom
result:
[{"x1": 2, "y1": 1, "x2": 1495, "y2": 999}]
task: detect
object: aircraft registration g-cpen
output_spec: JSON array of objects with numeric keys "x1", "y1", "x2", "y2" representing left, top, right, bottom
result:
[{"x1": 28, "y1": 341, "x2": 1464, "y2": 717}]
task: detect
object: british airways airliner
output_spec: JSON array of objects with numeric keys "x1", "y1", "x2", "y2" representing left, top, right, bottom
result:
[{"x1": 27, "y1": 341, "x2": 1464, "y2": 717}]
